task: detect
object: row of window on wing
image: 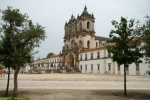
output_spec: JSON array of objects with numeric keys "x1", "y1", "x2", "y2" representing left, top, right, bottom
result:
[{"x1": 80, "y1": 52, "x2": 111, "y2": 60}]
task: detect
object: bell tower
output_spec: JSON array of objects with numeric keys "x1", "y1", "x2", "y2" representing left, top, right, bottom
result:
[{"x1": 80, "y1": 5, "x2": 95, "y2": 33}]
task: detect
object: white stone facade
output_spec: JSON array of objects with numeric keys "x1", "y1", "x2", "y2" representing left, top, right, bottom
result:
[
  {"x1": 33, "y1": 55, "x2": 62, "y2": 71},
  {"x1": 78, "y1": 47, "x2": 150, "y2": 75}
]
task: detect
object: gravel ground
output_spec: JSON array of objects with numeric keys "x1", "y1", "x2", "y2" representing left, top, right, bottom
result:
[
  {"x1": 0, "y1": 74, "x2": 150, "y2": 100},
  {"x1": 0, "y1": 89, "x2": 150, "y2": 100}
]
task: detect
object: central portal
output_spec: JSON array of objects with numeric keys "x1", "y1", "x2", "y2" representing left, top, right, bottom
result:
[{"x1": 66, "y1": 53, "x2": 74, "y2": 68}]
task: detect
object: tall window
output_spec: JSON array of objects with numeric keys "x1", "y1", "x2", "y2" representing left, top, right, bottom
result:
[
  {"x1": 91, "y1": 53, "x2": 93, "y2": 59},
  {"x1": 87, "y1": 40, "x2": 90, "y2": 48},
  {"x1": 47, "y1": 63, "x2": 49, "y2": 67},
  {"x1": 97, "y1": 52, "x2": 100, "y2": 58},
  {"x1": 87, "y1": 21, "x2": 90, "y2": 29},
  {"x1": 91, "y1": 64, "x2": 93, "y2": 70},
  {"x1": 85, "y1": 54, "x2": 87, "y2": 60},
  {"x1": 108, "y1": 63, "x2": 111, "y2": 70},
  {"x1": 79, "y1": 22, "x2": 82, "y2": 31},
  {"x1": 80, "y1": 55, "x2": 82, "y2": 60},
  {"x1": 85, "y1": 65, "x2": 87, "y2": 70},
  {"x1": 75, "y1": 25, "x2": 77, "y2": 31},
  {"x1": 42, "y1": 62, "x2": 44, "y2": 67},
  {"x1": 97, "y1": 64, "x2": 100, "y2": 70},
  {"x1": 79, "y1": 40, "x2": 83, "y2": 48},
  {"x1": 69, "y1": 28, "x2": 71, "y2": 35},
  {"x1": 96, "y1": 42, "x2": 98, "y2": 47},
  {"x1": 80, "y1": 65, "x2": 82, "y2": 70}
]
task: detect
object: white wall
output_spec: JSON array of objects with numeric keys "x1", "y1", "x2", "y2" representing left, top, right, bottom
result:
[
  {"x1": 129, "y1": 63, "x2": 136, "y2": 75},
  {"x1": 139, "y1": 63, "x2": 150, "y2": 75}
]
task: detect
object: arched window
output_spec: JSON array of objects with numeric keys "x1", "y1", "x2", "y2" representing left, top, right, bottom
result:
[
  {"x1": 87, "y1": 40, "x2": 90, "y2": 48},
  {"x1": 79, "y1": 22, "x2": 82, "y2": 31},
  {"x1": 87, "y1": 21, "x2": 90, "y2": 29}
]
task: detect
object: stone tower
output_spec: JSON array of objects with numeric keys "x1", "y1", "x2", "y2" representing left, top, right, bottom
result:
[{"x1": 62, "y1": 6, "x2": 95, "y2": 71}]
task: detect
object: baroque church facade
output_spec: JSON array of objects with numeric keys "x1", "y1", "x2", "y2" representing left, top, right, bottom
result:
[{"x1": 32, "y1": 6, "x2": 150, "y2": 75}]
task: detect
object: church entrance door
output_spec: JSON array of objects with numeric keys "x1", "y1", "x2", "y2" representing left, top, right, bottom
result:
[{"x1": 66, "y1": 53, "x2": 74, "y2": 68}]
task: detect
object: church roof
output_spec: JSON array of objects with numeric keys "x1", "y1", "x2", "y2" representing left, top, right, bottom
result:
[
  {"x1": 65, "y1": 6, "x2": 94, "y2": 27},
  {"x1": 82, "y1": 5, "x2": 88, "y2": 15},
  {"x1": 81, "y1": 5, "x2": 94, "y2": 18}
]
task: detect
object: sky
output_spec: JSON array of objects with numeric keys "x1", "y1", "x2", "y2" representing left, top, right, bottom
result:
[{"x1": 0, "y1": 0, "x2": 150, "y2": 60}]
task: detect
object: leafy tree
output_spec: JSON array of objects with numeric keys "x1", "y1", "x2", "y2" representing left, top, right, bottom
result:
[
  {"x1": 47, "y1": 52, "x2": 54, "y2": 57},
  {"x1": 0, "y1": 7, "x2": 46, "y2": 97},
  {"x1": 0, "y1": 7, "x2": 17, "y2": 96},
  {"x1": 142, "y1": 15, "x2": 150, "y2": 59},
  {"x1": 106, "y1": 17, "x2": 142, "y2": 96}
]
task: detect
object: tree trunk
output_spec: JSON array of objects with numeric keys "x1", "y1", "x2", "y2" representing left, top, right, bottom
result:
[
  {"x1": 13, "y1": 66, "x2": 20, "y2": 97},
  {"x1": 124, "y1": 64, "x2": 127, "y2": 96},
  {"x1": 5, "y1": 67, "x2": 10, "y2": 97}
]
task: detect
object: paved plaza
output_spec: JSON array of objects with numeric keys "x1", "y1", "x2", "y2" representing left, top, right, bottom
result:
[
  {"x1": 0, "y1": 74, "x2": 150, "y2": 89},
  {"x1": 0, "y1": 74, "x2": 150, "y2": 100}
]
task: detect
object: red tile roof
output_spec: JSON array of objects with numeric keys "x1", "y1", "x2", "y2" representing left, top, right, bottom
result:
[
  {"x1": 49, "y1": 54, "x2": 61, "y2": 58},
  {"x1": 80, "y1": 46, "x2": 106, "y2": 53}
]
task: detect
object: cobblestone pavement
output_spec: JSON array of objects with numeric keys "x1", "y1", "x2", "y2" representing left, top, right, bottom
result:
[{"x1": 0, "y1": 74, "x2": 150, "y2": 90}]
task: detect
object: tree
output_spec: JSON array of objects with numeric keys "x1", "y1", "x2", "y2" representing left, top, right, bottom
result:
[
  {"x1": 47, "y1": 52, "x2": 54, "y2": 57},
  {"x1": 0, "y1": 7, "x2": 17, "y2": 96},
  {"x1": 142, "y1": 15, "x2": 150, "y2": 59},
  {"x1": 0, "y1": 7, "x2": 46, "y2": 97},
  {"x1": 106, "y1": 17, "x2": 142, "y2": 96}
]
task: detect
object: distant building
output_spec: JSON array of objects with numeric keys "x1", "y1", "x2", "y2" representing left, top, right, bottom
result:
[{"x1": 32, "y1": 6, "x2": 150, "y2": 75}]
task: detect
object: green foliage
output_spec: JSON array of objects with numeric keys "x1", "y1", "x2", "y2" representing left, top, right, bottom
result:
[
  {"x1": 106, "y1": 17, "x2": 143, "y2": 66},
  {"x1": 47, "y1": 52, "x2": 54, "y2": 57},
  {"x1": 142, "y1": 15, "x2": 150, "y2": 58},
  {"x1": 0, "y1": 6, "x2": 46, "y2": 97},
  {"x1": 0, "y1": 6, "x2": 46, "y2": 68}
]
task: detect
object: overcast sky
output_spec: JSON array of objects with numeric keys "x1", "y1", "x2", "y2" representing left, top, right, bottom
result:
[{"x1": 0, "y1": 0, "x2": 150, "y2": 60}]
